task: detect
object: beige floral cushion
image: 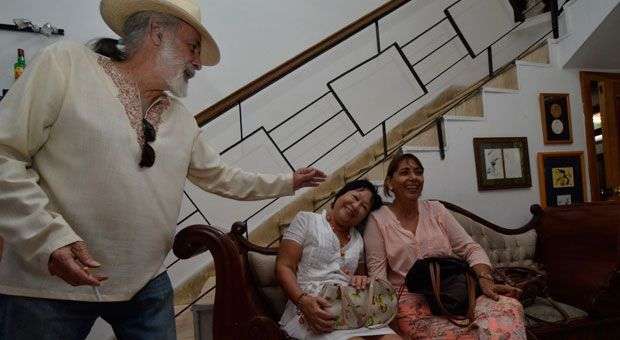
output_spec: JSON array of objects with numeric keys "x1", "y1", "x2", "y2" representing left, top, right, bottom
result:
[{"x1": 248, "y1": 251, "x2": 287, "y2": 316}]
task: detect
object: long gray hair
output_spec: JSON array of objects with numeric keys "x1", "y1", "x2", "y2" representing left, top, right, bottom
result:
[{"x1": 91, "y1": 11, "x2": 182, "y2": 61}]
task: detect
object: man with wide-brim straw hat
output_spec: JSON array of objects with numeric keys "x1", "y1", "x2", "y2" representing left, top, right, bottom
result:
[
  {"x1": 0, "y1": 0, "x2": 327, "y2": 339},
  {"x1": 100, "y1": 0, "x2": 220, "y2": 66}
]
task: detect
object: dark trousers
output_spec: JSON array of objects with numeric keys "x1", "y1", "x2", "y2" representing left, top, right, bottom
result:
[{"x1": 0, "y1": 272, "x2": 176, "y2": 340}]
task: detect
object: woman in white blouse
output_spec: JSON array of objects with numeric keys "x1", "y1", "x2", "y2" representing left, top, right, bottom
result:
[{"x1": 276, "y1": 179, "x2": 401, "y2": 340}]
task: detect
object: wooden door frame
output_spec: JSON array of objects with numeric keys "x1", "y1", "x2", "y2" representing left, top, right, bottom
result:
[{"x1": 579, "y1": 71, "x2": 620, "y2": 201}]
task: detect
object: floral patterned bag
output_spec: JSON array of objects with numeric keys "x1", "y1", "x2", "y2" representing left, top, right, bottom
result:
[{"x1": 319, "y1": 277, "x2": 398, "y2": 330}]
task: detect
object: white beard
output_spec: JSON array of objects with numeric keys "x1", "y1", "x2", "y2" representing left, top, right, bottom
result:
[
  {"x1": 157, "y1": 39, "x2": 191, "y2": 97},
  {"x1": 167, "y1": 70, "x2": 188, "y2": 98}
]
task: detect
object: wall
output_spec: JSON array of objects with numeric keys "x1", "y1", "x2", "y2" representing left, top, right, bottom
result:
[
  {"x1": 0, "y1": 1, "x2": 551, "y2": 338},
  {"x1": 550, "y1": 0, "x2": 620, "y2": 68},
  {"x1": 1, "y1": 0, "x2": 607, "y2": 338},
  {"x1": 0, "y1": 1, "x2": 388, "y2": 339},
  {"x1": 403, "y1": 60, "x2": 592, "y2": 228},
  {"x1": 0, "y1": 0, "x2": 388, "y2": 107}
]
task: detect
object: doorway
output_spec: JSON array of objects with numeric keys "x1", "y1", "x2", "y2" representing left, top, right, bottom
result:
[{"x1": 580, "y1": 71, "x2": 620, "y2": 201}]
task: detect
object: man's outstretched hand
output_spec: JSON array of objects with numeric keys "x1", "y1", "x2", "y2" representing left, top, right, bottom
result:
[
  {"x1": 48, "y1": 241, "x2": 107, "y2": 286},
  {"x1": 293, "y1": 167, "x2": 327, "y2": 190}
]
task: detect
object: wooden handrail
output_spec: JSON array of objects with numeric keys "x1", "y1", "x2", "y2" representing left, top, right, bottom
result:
[{"x1": 195, "y1": 0, "x2": 411, "y2": 126}]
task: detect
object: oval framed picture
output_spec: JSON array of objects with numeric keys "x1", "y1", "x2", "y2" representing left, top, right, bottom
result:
[{"x1": 539, "y1": 93, "x2": 573, "y2": 144}]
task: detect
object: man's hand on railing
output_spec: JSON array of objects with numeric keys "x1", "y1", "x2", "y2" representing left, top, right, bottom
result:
[
  {"x1": 293, "y1": 167, "x2": 327, "y2": 190},
  {"x1": 49, "y1": 241, "x2": 108, "y2": 286}
]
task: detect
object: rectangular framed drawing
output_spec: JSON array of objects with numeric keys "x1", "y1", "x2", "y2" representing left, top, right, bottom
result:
[
  {"x1": 537, "y1": 151, "x2": 586, "y2": 207},
  {"x1": 539, "y1": 93, "x2": 573, "y2": 144},
  {"x1": 473, "y1": 137, "x2": 531, "y2": 190}
]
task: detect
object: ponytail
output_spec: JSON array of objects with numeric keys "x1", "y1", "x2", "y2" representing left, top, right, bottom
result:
[{"x1": 90, "y1": 38, "x2": 127, "y2": 61}]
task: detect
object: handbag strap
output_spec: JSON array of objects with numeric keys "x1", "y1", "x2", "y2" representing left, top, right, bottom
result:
[
  {"x1": 429, "y1": 262, "x2": 476, "y2": 328},
  {"x1": 465, "y1": 271, "x2": 477, "y2": 324},
  {"x1": 358, "y1": 276, "x2": 377, "y2": 326},
  {"x1": 366, "y1": 276, "x2": 376, "y2": 311}
]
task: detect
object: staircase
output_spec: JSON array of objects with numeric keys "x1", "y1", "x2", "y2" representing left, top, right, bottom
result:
[
  {"x1": 172, "y1": 42, "x2": 555, "y2": 340},
  {"x1": 161, "y1": 0, "x2": 606, "y2": 338}
]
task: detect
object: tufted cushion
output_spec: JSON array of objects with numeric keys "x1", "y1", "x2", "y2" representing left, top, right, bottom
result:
[
  {"x1": 450, "y1": 211, "x2": 538, "y2": 268},
  {"x1": 248, "y1": 251, "x2": 288, "y2": 317}
]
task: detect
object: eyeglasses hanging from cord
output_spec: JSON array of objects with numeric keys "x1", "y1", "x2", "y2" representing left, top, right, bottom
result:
[{"x1": 0, "y1": 18, "x2": 64, "y2": 36}]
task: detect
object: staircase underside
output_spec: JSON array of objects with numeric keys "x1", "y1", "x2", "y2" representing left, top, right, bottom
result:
[{"x1": 171, "y1": 40, "x2": 551, "y2": 338}]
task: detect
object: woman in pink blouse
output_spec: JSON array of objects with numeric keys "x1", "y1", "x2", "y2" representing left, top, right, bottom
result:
[{"x1": 364, "y1": 153, "x2": 525, "y2": 339}]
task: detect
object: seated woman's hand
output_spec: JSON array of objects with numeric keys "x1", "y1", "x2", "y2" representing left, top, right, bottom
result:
[
  {"x1": 341, "y1": 268, "x2": 369, "y2": 290},
  {"x1": 478, "y1": 276, "x2": 522, "y2": 301},
  {"x1": 349, "y1": 275, "x2": 370, "y2": 290},
  {"x1": 494, "y1": 283, "x2": 522, "y2": 299},
  {"x1": 298, "y1": 294, "x2": 335, "y2": 333}
]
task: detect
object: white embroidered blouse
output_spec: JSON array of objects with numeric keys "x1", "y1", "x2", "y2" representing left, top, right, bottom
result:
[{"x1": 279, "y1": 211, "x2": 364, "y2": 326}]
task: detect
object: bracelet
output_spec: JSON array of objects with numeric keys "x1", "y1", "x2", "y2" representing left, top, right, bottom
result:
[{"x1": 294, "y1": 292, "x2": 308, "y2": 306}]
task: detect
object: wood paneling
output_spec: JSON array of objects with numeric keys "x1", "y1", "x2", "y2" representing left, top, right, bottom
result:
[{"x1": 579, "y1": 72, "x2": 620, "y2": 201}]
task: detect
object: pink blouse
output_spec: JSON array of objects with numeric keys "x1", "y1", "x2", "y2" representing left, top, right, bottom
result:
[{"x1": 364, "y1": 200, "x2": 491, "y2": 287}]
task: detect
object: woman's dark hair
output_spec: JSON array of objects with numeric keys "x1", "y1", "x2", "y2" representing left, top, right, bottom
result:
[
  {"x1": 330, "y1": 179, "x2": 383, "y2": 231},
  {"x1": 331, "y1": 179, "x2": 383, "y2": 212},
  {"x1": 383, "y1": 152, "x2": 424, "y2": 197}
]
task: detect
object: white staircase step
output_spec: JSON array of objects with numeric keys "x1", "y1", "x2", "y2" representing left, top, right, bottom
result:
[
  {"x1": 514, "y1": 12, "x2": 551, "y2": 32},
  {"x1": 443, "y1": 115, "x2": 486, "y2": 121},
  {"x1": 482, "y1": 86, "x2": 520, "y2": 94},
  {"x1": 403, "y1": 145, "x2": 448, "y2": 152},
  {"x1": 485, "y1": 66, "x2": 519, "y2": 90},
  {"x1": 445, "y1": 92, "x2": 484, "y2": 118},
  {"x1": 515, "y1": 60, "x2": 552, "y2": 68}
]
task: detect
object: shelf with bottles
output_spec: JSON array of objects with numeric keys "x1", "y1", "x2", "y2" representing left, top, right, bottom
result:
[{"x1": 0, "y1": 21, "x2": 64, "y2": 36}]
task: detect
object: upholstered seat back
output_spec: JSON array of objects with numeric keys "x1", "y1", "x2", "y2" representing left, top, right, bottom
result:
[
  {"x1": 248, "y1": 251, "x2": 288, "y2": 317},
  {"x1": 450, "y1": 211, "x2": 537, "y2": 268}
]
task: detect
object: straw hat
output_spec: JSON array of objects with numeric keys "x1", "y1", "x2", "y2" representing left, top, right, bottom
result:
[{"x1": 100, "y1": 0, "x2": 220, "y2": 65}]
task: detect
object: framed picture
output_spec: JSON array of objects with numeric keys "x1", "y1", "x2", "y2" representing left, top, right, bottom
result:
[
  {"x1": 537, "y1": 151, "x2": 586, "y2": 207},
  {"x1": 473, "y1": 137, "x2": 532, "y2": 190},
  {"x1": 539, "y1": 93, "x2": 572, "y2": 144}
]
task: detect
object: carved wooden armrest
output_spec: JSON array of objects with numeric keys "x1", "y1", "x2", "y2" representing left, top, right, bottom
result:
[
  {"x1": 172, "y1": 224, "x2": 286, "y2": 339},
  {"x1": 173, "y1": 224, "x2": 222, "y2": 259}
]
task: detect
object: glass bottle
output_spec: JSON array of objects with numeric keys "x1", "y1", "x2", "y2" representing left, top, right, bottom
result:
[{"x1": 14, "y1": 49, "x2": 26, "y2": 80}]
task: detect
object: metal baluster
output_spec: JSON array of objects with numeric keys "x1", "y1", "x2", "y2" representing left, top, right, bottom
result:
[
  {"x1": 238, "y1": 102, "x2": 243, "y2": 139},
  {"x1": 436, "y1": 118, "x2": 445, "y2": 160},
  {"x1": 487, "y1": 46, "x2": 494, "y2": 77},
  {"x1": 382, "y1": 122, "x2": 388, "y2": 159},
  {"x1": 551, "y1": 0, "x2": 560, "y2": 39},
  {"x1": 375, "y1": 20, "x2": 381, "y2": 54}
]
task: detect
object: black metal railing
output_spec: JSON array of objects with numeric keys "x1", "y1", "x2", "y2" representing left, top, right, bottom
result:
[{"x1": 172, "y1": 0, "x2": 573, "y2": 318}]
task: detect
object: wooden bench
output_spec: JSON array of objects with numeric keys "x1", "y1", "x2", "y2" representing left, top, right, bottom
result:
[{"x1": 173, "y1": 201, "x2": 620, "y2": 339}]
